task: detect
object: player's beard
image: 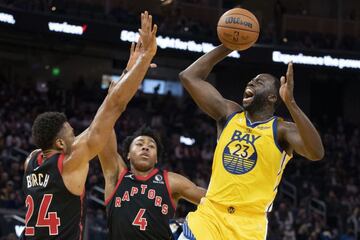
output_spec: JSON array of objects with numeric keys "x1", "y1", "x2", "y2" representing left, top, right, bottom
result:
[{"x1": 244, "y1": 93, "x2": 268, "y2": 113}]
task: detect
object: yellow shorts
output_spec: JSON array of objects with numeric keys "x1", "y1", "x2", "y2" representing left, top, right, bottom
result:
[{"x1": 187, "y1": 198, "x2": 268, "y2": 240}]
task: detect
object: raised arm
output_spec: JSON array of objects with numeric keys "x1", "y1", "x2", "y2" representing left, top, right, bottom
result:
[
  {"x1": 65, "y1": 11, "x2": 158, "y2": 169},
  {"x1": 98, "y1": 36, "x2": 156, "y2": 199},
  {"x1": 278, "y1": 63, "x2": 324, "y2": 161},
  {"x1": 168, "y1": 172, "x2": 206, "y2": 205},
  {"x1": 99, "y1": 130, "x2": 127, "y2": 200},
  {"x1": 179, "y1": 45, "x2": 242, "y2": 121}
]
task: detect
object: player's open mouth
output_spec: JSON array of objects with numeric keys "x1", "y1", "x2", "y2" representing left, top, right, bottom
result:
[{"x1": 243, "y1": 87, "x2": 255, "y2": 104}]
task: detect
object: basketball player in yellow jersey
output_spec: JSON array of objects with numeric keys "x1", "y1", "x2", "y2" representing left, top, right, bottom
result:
[{"x1": 178, "y1": 45, "x2": 324, "y2": 240}]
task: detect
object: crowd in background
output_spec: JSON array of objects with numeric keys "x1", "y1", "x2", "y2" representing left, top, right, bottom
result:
[
  {"x1": 0, "y1": 73, "x2": 359, "y2": 239},
  {"x1": 0, "y1": 0, "x2": 359, "y2": 239},
  {"x1": 0, "y1": 0, "x2": 359, "y2": 52}
]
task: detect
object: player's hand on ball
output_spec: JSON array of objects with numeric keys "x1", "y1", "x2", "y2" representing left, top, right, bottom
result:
[
  {"x1": 280, "y1": 62, "x2": 295, "y2": 104},
  {"x1": 139, "y1": 11, "x2": 158, "y2": 57}
]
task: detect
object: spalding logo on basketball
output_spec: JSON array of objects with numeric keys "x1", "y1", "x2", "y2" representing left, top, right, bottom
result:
[
  {"x1": 222, "y1": 131, "x2": 259, "y2": 174},
  {"x1": 217, "y1": 8, "x2": 260, "y2": 51}
]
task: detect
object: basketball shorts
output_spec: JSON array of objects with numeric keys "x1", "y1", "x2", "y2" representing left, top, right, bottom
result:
[{"x1": 184, "y1": 198, "x2": 268, "y2": 240}]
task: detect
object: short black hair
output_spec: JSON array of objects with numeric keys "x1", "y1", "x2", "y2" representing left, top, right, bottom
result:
[
  {"x1": 32, "y1": 112, "x2": 67, "y2": 150},
  {"x1": 122, "y1": 126, "x2": 163, "y2": 162}
]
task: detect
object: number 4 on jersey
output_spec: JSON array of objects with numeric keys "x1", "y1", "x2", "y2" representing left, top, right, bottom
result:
[{"x1": 132, "y1": 208, "x2": 148, "y2": 231}]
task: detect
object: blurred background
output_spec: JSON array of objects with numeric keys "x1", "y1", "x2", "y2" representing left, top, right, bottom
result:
[{"x1": 0, "y1": 0, "x2": 359, "y2": 239}]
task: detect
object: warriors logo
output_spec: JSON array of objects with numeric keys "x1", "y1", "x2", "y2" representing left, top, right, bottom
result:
[{"x1": 222, "y1": 130, "x2": 260, "y2": 174}]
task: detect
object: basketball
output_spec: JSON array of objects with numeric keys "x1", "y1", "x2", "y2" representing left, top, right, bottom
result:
[{"x1": 217, "y1": 8, "x2": 260, "y2": 51}]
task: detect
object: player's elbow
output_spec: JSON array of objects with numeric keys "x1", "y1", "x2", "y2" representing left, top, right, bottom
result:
[
  {"x1": 307, "y1": 148, "x2": 325, "y2": 161},
  {"x1": 314, "y1": 150, "x2": 325, "y2": 161},
  {"x1": 179, "y1": 71, "x2": 190, "y2": 84}
]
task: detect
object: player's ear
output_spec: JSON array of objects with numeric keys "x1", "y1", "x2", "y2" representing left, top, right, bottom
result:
[
  {"x1": 268, "y1": 94, "x2": 277, "y2": 104},
  {"x1": 54, "y1": 138, "x2": 65, "y2": 150}
]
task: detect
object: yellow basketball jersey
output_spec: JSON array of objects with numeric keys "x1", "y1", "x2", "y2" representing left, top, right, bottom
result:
[{"x1": 205, "y1": 111, "x2": 292, "y2": 213}]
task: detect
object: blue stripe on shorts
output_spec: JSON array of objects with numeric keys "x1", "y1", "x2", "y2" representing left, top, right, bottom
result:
[{"x1": 181, "y1": 220, "x2": 196, "y2": 240}]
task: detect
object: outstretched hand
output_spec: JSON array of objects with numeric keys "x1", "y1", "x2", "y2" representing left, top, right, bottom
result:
[
  {"x1": 112, "y1": 11, "x2": 158, "y2": 93},
  {"x1": 125, "y1": 39, "x2": 157, "y2": 71},
  {"x1": 280, "y1": 62, "x2": 295, "y2": 104},
  {"x1": 138, "y1": 11, "x2": 157, "y2": 57}
]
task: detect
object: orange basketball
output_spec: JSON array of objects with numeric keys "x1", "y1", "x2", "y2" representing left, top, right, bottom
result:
[{"x1": 217, "y1": 8, "x2": 260, "y2": 51}]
